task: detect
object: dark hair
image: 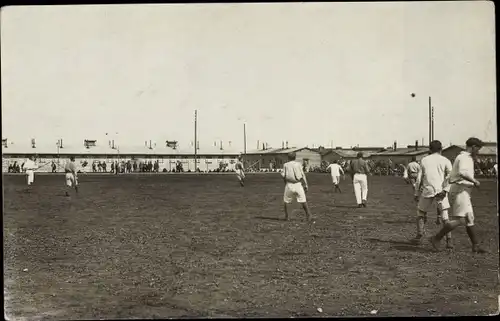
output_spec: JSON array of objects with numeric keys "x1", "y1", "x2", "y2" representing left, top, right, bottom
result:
[
  {"x1": 465, "y1": 137, "x2": 483, "y2": 148},
  {"x1": 429, "y1": 140, "x2": 442, "y2": 153},
  {"x1": 333, "y1": 159, "x2": 338, "y2": 164},
  {"x1": 288, "y1": 152, "x2": 296, "y2": 161},
  {"x1": 357, "y1": 152, "x2": 363, "y2": 158},
  {"x1": 411, "y1": 156, "x2": 417, "y2": 162},
  {"x1": 70, "y1": 156, "x2": 75, "y2": 161}
]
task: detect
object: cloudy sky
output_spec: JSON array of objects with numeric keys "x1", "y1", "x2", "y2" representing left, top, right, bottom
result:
[{"x1": 1, "y1": 2, "x2": 496, "y2": 150}]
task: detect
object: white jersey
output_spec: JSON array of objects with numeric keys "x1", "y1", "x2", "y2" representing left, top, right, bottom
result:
[
  {"x1": 327, "y1": 163, "x2": 344, "y2": 177},
  {"x1": 282, "y1": 161, "x2": 305, "y2": 184},
  {"x1": 416, "y1": 153, "x2": 452, "y2": 198},
  {"x1": 449, "y1": 151, "x2": 475, "y2": 187},
  {"x1": 24, "y1": 159, "x2": 37, "y2": 171}
]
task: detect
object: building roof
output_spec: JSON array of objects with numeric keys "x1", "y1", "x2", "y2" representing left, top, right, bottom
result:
[
  {"x1": 443, "y1": 144, "x2": 497, "y2": 156},
  {"x1": 2, "y1": 140, "x2": 241, "y2": 156},
  {"x1": 372, "y1": 148, "x2": 430, "y2": 157},
  {"x1": 245, "y1": 147, "x2": 318, "y2": 155},
  {"x1": 322, "y1": 149, "x2": 380, "y2": 158}
]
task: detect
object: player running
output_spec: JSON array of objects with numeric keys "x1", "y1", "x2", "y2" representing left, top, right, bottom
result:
[
  {"x1": 235, "y1": 155, "x2": 245, "y2": 187},
  {"x1": 282, "y1": 152, "x2": 313, "y2": 222},
  {"x1": 64, "y1": 156, "x2": 79, "y2": 196},
  {"x1": 326, "y1": 160, "x2": 344, "y2": 193},
  {"x1": 412, "y1": 140, "x2": 453, "y2": 248},
  {"x1": 24, "y1": 156, "x2": 37, "y2": 186},
  {"x1": 430, "y1": 137, "x2": 488, "y2": 253},
  {"x1": 407, "y1": 156, "x2": 421, "y2": 192}
]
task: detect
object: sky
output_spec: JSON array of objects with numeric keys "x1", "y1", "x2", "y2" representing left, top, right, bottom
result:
[{"x1": 1, "y1": 2, "x2": 496, "y2": 151}]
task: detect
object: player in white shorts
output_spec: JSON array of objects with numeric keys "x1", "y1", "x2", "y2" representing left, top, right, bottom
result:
[
  {"x1": 282, "y1": 152, "x2": 313, "y2": 222},
  {"x1": 430, "y1": 137, "x2": 487, "y2": 253},
  {"x1": 326, "y1": 160, "x2": 344, "y2": 193},
  {"x1": 235, "y1": 156, "x2": 245, "y2": 187},
  {"x1": 24, "y1": 156, "x2": 37, "y2": 186},
  {"x1": 64, "y1": 156, "x2": 78, "y2": 196},
  {"x1": 406, "y1": 156, "x2": 421, "y2": 191},
  {"x1": 412, "y1": 140, "x2": 453, "y2": 248}
]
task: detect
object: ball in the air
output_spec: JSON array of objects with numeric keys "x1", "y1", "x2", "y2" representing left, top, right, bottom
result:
[{"x1": 411, "y1": 93, "x2": 416, "y2": 97}]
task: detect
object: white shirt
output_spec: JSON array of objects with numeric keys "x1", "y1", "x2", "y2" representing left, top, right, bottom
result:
[
  {"x1": 282, "y1": 161, "x2": 305, "y2": 184},
  {"x1": 494, "y1": 163, "x2": 497, "y2": 174},
  {"x1": 449, "y1": 151, "x2": 475, "y2": 187},
  {"x1": 327, "y1": 163, "x2": 344, "y2": 177},
  {"x1": 24, "y1": 159, "x2": 36, "y2": 171},
  {"x1": 415, "y1": 153, "x2": 452, "y2": 197},
  {"x1": 407, "y1": 161, "x2": 421, "y2": 175}
]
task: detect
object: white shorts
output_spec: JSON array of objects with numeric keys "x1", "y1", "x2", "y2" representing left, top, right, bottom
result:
[
  {"x1": 236, "y1": 169, "x2": 245, "y2": 179},
  {"x1": 449, "y1": 185, "x2": 475, "y2": 227},
  {"x1": 417, "y1": 195, "x2": 451, "y2": 220},
  {"x1": 331, "y1": 175, "x2": 340, "y2": 185},
  {"x1": 65, "y1": 173, "x2": 77, "y2": 187},
  {"x1": 284, "y1": 182, "x2": 307, "y2": 204},
  {"x1": 26, "y1": 170, "x2": 34, "y2": 184}
]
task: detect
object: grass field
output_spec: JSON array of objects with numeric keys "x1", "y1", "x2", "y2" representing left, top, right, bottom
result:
[{"x1": 3, "y1": 173, "x2": 499, "y2": 319}]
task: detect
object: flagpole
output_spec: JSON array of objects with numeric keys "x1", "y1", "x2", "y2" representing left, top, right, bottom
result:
[{"x1": 194, "y1": 110, "x2": 197, "y2": 172}]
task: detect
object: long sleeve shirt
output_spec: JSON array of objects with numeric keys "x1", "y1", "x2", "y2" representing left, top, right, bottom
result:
[
  {"x1": 327, "y1": 163, "x2": 344, "y2": 177},
  {"x1": 24, "y1": 160, "x2": 36, "y2": 170},
  {"x1": 349, "y1": 159, "x2": 370, "y2": 175},
  {"x1": 65, "y1": 161, "x2": 77, "y2": 174},
  {"x1": 415, "y1": 153, "x2": 452, "y2": 197},
  {"x1": 448, "y1": 151, "x2": 475, "y2": 187}
]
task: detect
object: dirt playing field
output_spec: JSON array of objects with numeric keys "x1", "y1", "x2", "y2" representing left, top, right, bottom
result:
[{"x1": 3, "y1": 173, "x2": 499, "y2": 319}]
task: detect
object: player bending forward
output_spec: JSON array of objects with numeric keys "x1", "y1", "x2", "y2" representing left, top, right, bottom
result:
[
  {"x1": 64, "y1": 156, "x2": 79, "y2": 196},
  {"x1": 430, "y1": 137, "x2": 487, "y2": 253},
  {"x1": 281, "y1": 152, "x2": 313, "y2": 222},
  {"x1": 235, "y1": 156, "x2": 245, "y2": 187},
  {"x1": 327, "y1": 160, "x2": 344, "y2": 193},
  {"x1": 412, "y1": 140, "x2": 453, "y2": 248}
]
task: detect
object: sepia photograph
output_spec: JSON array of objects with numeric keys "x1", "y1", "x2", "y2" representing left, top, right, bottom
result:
[{"x1": 2, "y1": 2, "x2": 498, "y2": 319}]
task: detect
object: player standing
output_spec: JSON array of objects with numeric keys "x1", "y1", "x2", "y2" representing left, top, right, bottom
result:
[
  {"x1": 24, "y1": 156, "x2": 37, "y2": 186},
  {"x1": 235, "y1": 155, "x2": 245, "y2": 187},
  {"x1": 349, "y1": 152, "x2": 370, "y2": 208},
  {"x1": 430, "y1": 137, "x2": 487, "y2": 253},
  {"x1": 282, "y1": 152, "x2": 313, "y2": 222},
  {"x1": 64, "y1": 156, "x2": 78, "y2": 196},
  {"x1": 326, "y1": 160, "x2": 344, "y2": 193},
  {"x1": 412, "y1": 141, "x2": 453, "y2": 248}
]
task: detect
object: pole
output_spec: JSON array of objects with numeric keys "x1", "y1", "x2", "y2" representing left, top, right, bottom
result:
[
  {"x1": 194, "y1": 110, "x2": 197, "y2": 171},
  {"x1": 57, "y1": 139, "x2": 60, "y2": 165},
  {"x1": 431, "y1": 106, "x2": 435, "y2": 141},
  {"x1": 243, "y1": 123, "x2": 247, "y2": 160},
  {"x1": 428, "y1": 96, "x2": 432, "y2": 145}
]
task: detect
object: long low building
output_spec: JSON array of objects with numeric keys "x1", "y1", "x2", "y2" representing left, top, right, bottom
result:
[
  {"x1": 370, "y1": 146, "x2": 430, "y2": 164},
  {"x1": 244, "y1": 147, "x2": 322, "y2": 171},
  {"x1": 2, "y1": 138, "x2": 241, "y2": 173}
]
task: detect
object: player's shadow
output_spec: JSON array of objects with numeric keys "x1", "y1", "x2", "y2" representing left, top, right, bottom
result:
[
  {"x1": 254, "y1": 216, "x2": 288, "y2": 222},
  {"x1": 332, "y1": 205, "x2": 359, "y2": 209},
  {"x1": 383, "y1": 219, "x2": 413, "y2": 225},
  {"x1": 365, "y1": 237, "x2": 434, "y2": 253}
]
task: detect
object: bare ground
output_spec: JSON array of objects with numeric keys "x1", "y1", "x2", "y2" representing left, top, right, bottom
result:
[{"x1": 3, "y1": 173, "x2": 499, "y2": 319}]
